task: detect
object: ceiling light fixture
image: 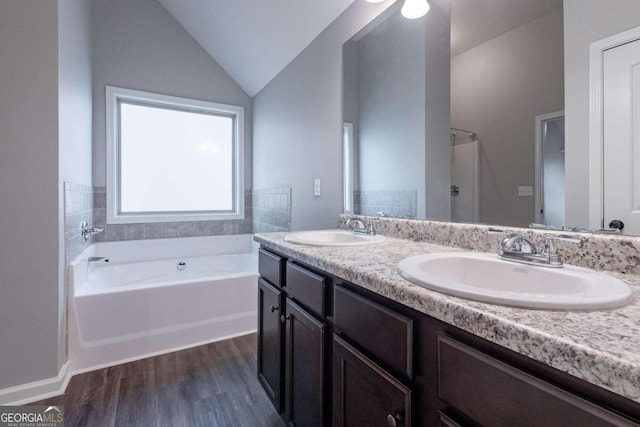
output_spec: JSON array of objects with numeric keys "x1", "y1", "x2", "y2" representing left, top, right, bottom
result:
[{"x1": 401, "y1": 0, "x2": 430, "y2": 19}]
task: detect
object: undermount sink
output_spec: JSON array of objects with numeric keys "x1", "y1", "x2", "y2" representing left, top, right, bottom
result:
[
  {"x1": 284, "y1": 229, "x2": 386, "y2": 247},
  {"x1": 397, "y1": 252, "x2": 633, "y2": 310}
]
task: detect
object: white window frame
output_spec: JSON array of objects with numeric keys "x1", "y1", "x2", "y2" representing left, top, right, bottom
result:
[{"x1": 106, "y1": 86, "x2": 245, "y2": 224}]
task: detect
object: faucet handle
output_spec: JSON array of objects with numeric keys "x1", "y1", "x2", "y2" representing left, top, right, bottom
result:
[
  {"x1": 544, "y1": 233, "x2": 583, "y2": 245},
  {"x1": 365, "y1": 223, "x2": 375, "y2": 235},
  {"x1": 488, "y1": 227, "x2": 510, "y2": 235},
  {"x1": 541, "y1": 234, "x2": 582, "y2": 266}
]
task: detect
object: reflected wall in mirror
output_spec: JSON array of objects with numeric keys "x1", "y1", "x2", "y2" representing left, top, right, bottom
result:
[{"x1": 343, "y1": 0, "x2": 564, "y2": 228}]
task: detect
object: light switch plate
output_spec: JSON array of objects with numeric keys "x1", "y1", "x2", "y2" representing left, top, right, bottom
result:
[
  {"x1": 518, "y1": 186, "x2": 533, "y2": 197},
  {"x1": 314, "y1": 178, "x2": 321, "y2": 197}
]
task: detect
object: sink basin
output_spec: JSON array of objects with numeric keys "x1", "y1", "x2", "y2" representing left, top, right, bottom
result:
[
  {"x1": 397, "y1": 252, "x2": 633, "y2": 310},
  {"x1": 284, "y1": 229, "x2": 386, "y2": 247}
]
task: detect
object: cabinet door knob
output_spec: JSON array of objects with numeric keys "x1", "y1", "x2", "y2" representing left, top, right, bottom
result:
[
  {"x1": 280, "y1": 314, "x2": 291, "y2": 324},
  {"x1": 387, "y1": 413, "x2": 402, "y2": 427},
  {"x1": 270, "y1": 305, "x2": 278, "y2": 313}
]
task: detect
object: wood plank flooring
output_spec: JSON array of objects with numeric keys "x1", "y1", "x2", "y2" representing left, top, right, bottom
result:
[{"x1": 33, "y1": 334, "x2": 284, "y2": 427}]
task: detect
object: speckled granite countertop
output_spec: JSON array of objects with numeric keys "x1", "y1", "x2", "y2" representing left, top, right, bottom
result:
[{"x1": 254, "y1": 231, "x2": 640, "y2": 403}]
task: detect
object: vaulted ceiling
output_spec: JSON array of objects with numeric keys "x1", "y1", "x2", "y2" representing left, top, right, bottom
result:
[
  {"x1": 451, "y1": 0, "x2": 563, "y2": 56},
  {"x1": 157, "y1": 0, "x2": 356, "y2": 97},
  {"x1": 157, "y1": 0, "x2": 563, "y2": 97}
]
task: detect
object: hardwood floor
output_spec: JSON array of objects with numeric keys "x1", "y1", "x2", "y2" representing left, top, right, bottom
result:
[{"x1": 33, "y1": 334, "x2": 284, "y2": 427}]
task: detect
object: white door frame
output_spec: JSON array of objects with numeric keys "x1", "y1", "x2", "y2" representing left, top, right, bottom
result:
[
  {"x1": 343, "y1": 122, "x2": 354, "y2": 214},
  {"x1": 589, "y1": 26, "x2": 640, "y2": 229},
  {"x1": 534, "y1": 110, "x2": 564, "y2": 225}
]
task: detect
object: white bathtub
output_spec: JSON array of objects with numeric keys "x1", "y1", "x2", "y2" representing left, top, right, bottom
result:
[{"x1": 68, "y1": 234, "x2": 258, "y2": 372}]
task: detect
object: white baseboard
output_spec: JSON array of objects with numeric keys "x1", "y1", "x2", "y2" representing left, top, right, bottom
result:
[{"x1": 0, "y1": 361, "x2": 71, "y2": 406}]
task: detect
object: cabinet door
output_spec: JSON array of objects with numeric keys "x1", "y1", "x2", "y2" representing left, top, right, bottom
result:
[
  {"x1": 285, "y1": 298, "x2": 325, "y2": 427},
  {"x1": 333, "y1": 335, "x2": 411, "y2": 427},
  {"x1": 258, "y1": 278, "x2": 284, "y2": 413}
]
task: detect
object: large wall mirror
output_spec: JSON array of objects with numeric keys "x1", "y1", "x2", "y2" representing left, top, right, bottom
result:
[{"x1": 343, "y1": 0, "x2": 567, "y2": 229}]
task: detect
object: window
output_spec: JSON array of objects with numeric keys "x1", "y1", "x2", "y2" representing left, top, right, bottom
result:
[{"x1": 106, "y1": 86, "x2": 244, "y2": 224}]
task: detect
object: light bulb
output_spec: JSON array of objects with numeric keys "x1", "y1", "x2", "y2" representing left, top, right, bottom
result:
[
  {"x1": 401, "y1": 0, "x2": 430, "y2": 19},
  {"x1": 365, "y1": 0, "x2": 385, "y2": 3}
]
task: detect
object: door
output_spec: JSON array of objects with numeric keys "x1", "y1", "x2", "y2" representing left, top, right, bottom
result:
[
  {"x1": 285, "y1": 298, "x2": 325, "y2": 427},
  {"x1": 257, "y1": 279, "x2": 284, "y2": 413},
  {"x1": 333, "y1": 335, "x2": 411, "y2": 427},
  {"x1": 450, "y1": 139, "x2": 479, "y2": 223},
  {"x1": 534, "y1": 112, "x2": 565, "y2": 227},
  {"x1": 603, "y1": 38, "x2": 640, "y2": 234}
]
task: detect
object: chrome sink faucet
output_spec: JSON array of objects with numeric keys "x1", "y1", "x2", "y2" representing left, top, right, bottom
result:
[
  {"x1": 498, "y1": 232, "x2": 582, "y2": 268},
  {"x1": 346, "y1": 218, "x2": 375, "y2": 235}
]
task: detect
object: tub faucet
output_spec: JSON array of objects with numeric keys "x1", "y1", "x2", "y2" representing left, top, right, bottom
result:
[
  {"x1": 88, "y1": 256, "x2": 109, "y2": 263},
  {"x1": 81, "y1": 221, "x2": 104, "y2": 241}
]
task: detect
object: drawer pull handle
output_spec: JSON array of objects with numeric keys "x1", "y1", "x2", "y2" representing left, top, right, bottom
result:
[
  {"x1": 270, "y1": 305, "x2": 278, "y2": 313},
  {"x1": 387, "y1": 413, "x2": 402, "y2": 427}
]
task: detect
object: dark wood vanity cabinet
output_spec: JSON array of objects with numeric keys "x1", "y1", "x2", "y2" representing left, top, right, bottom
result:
[
  {"x1": 257, "y1": 246, "x2": 640, "y2": 427},
  {"x1": 332, "y1": 284, "x2": 414, "y2": 426},
  {"x1": 258, "y1": 248, "x2": 329, "y2": 426}
]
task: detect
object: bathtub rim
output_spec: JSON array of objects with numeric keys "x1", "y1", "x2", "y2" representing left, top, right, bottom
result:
[
  {"x1": 73, "y1": 252, "x2": 258, "y2": 297},
  {"x1": 70, "y1": 233, "x2": 258, "y2": 296}
]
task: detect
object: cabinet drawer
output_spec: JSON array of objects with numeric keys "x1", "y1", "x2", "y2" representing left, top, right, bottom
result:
[
  {"x1": 438, "y1": 412, "x2": 462, "y2": 427},
  {"x1": 259, "y1": 248, "x2": 283, "y2": 288},
  {"x1": 438, "y1": 335, "x2": 638, "y2": 427},
  {"x1": 334, "y1": 285, "x2": 413, "y2": 378},
  {"x1": 285, "y1": 262, "x2": 326, "y2": 317}
]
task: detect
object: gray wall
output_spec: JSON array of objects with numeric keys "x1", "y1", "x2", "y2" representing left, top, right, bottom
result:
[
  {"x1": 0, "y1": 1, "x2": 61, "y2": 388},
  {"x1": 59, "y1": 0, "x2": 93, "y2": 365},
  {"x1": 252, "y1": 1, "x2": 394, "y2": 231},
  {"x1": 60, "y1": 0, "x2": 93, "y2": 187},
  {"x1": 564, "y1": 0, "x2": 640, "y2": 227},
  {"x1": 91, "y1": 0, "x2": 252, "y2": 190},
  {"x1": 451, "y1": 8, "x2": 564, "y2": 227},
  {"x1": 423, "y1": 0, "x2": 452, "y2": 221},
  {"x1": 343, "y1": 40, "x2": 360, "y2": 192},
  {"x1": 347, "y1": 1, "x2": 451, "y2": 221},
  {"x1": 354, "y1": 9, "x2": 427, "y2": 218}
]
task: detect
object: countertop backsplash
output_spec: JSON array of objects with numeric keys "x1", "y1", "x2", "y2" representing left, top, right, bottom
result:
[{"x1": 339, "y1": 214, "x2": 640, "y2": 276}]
